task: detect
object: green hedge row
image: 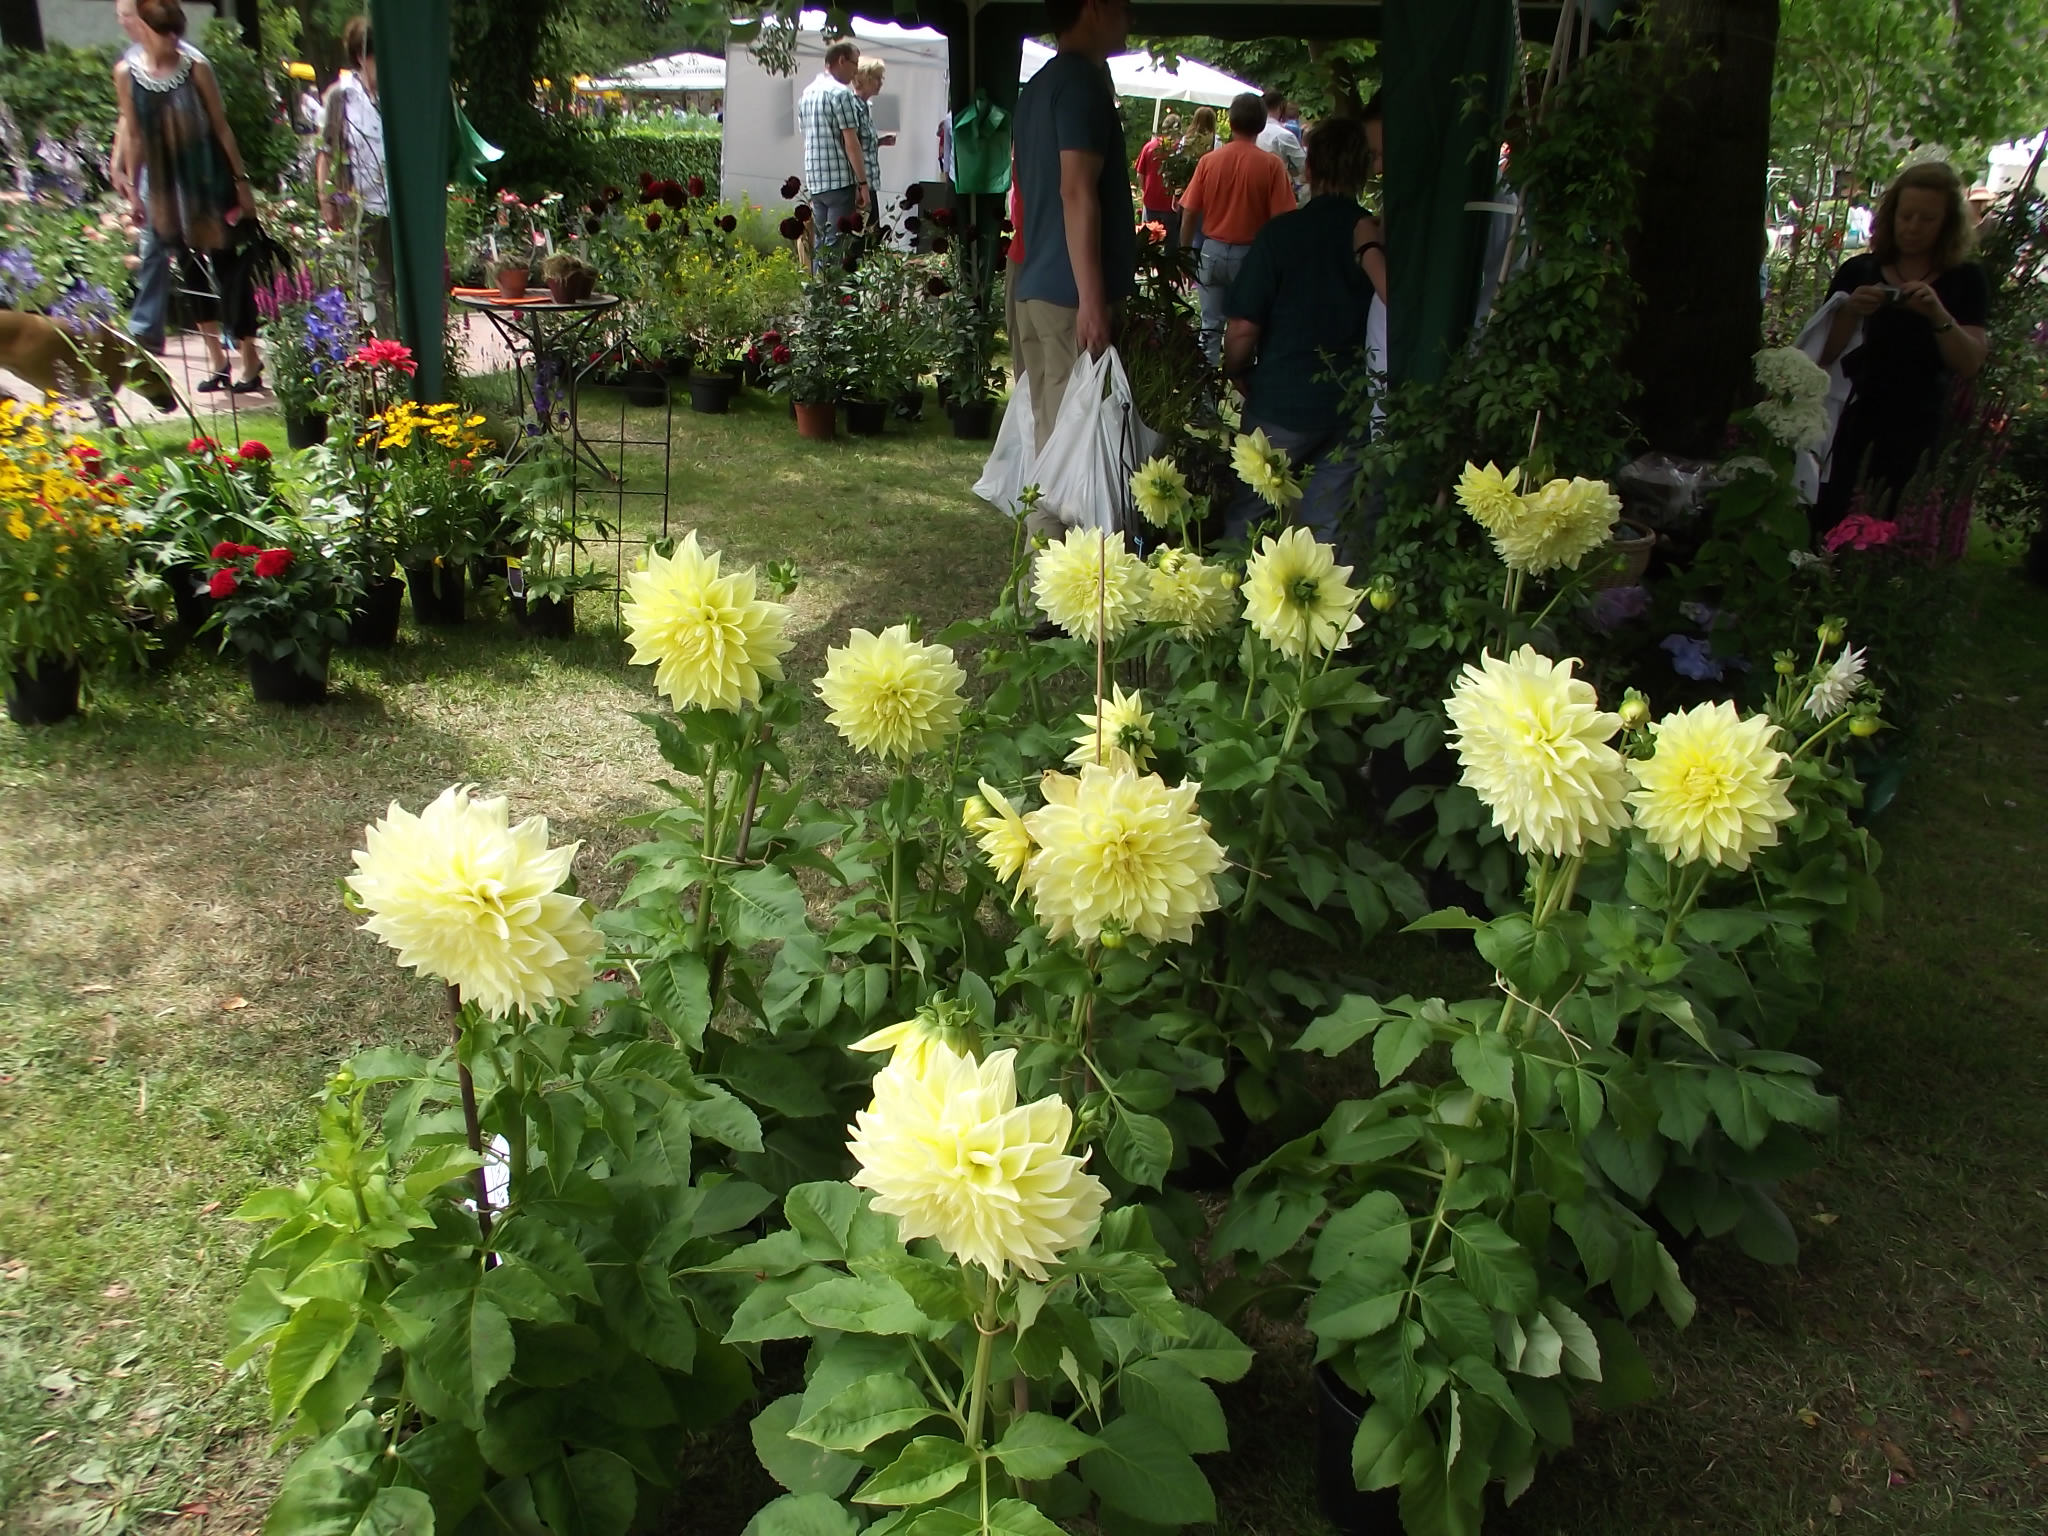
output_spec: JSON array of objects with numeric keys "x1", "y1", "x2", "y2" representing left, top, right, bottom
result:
[{"x1": 581, "y1": 127, "x2": 721, "y2": 199}]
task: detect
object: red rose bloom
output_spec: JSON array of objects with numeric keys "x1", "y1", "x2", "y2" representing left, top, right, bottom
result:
[
  {"x1": 688, "y1": 176, "x2": 706, "y2": 198},
  {"x1": 771, "y1": 344, "x2": 792, "y2": 364},
  {"x1": 188, "y1": 436, "x2": 216, "y2": 454},
  {"x1": 208, "y1": 568, "x2": 239, "y2": 599},
  {"x1": 238, "y1": 439, "x2": 271, "y2": 461},
  {"x1": 253, "y1": 547, "x2": 293, "y2": 578}
]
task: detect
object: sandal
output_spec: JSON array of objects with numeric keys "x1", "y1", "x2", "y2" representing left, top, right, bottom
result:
[
  {"x1": 194, "y1": 368, "x2": 229, "y2": 393},
  {"x1": 229, "y1": 373, "x2": 265, "y2": 395}
]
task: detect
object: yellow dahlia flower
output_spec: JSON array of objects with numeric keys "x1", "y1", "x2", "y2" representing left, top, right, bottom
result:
[
  {"x1": 1130, "y1": 455, "x2": 1190, "y2": 527},
  {"x1": 815, "y1": 623, "x2": 967, "y2": 761},
  {"x1": 1232, "y1": 429, "x2": 1302, "y2": 511},
  {"x1": 1242, "y1": 526, "x2": 1364, "y2": 660},
  {"x1": 849, "y1": 1041, "x2": 1108, "y2": 1279},
  {"x1": 850, "y1": 1017, "x2": 947, "y2": 1080},
  {"x1": 1445, "y1": 647, "x2": 1631, "y2": 859},
  {"x1": 1021, "y1": 765, "x2": 1225, "y2": 946},
  {"x1": 965, "y1": 779, "x2": 1035, "y2": 884},
  {"x1": 1032, "y1": 527, "x2": 1151, "y2": 643},
  {"x1": 1455, "y1": 461, "x2": 1524, "y2": 534},
  {"x1": 1489, "y1": 476, "x2": 1620, "y2": 575},
  {"x1": 1144, "y1": 547, "x2": 1238, "y2": 639},
  {"x1": 1628, "y1": 701, "x2": 1796, "y2": 871},
  {"x1": 1066, "y1": 684, "x2": 1157, "y2": 774},
  {"x1": 623, "y1": 532, "x2": 794, "y2": 712},
  {"x1": 346, "y1": 785, "x2": 603, "y2": 1018}
]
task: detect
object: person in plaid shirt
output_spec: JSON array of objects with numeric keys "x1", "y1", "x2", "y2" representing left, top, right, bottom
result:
[{"x1": 798, "y1": 40, "x2": 868, "y2": 268}]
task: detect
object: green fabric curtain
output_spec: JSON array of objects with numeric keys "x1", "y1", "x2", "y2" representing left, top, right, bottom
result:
[
  {"x1": 369, "y1": 0, "x2": 453, "y2": 402},
  {"x1": 1382, "y1": 0, "x2": 1516, "y2": 388}
]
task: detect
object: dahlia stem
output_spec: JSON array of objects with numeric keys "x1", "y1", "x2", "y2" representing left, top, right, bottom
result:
[
  {"x1": 448, "y1": 985, "x2": 492, "y2": 1245},
  {"x1": 708, "y1": 755, "x2": 769, "y2": 1007},
  {"x1": 1236, "y1": 697, "x2": 1310, "y2": 923},
  {"x1": 690, "y1": 745, "x2": 722, "y2": 958},
  {"x1": 964, "y1": 1270, "x2": 1001, "y2": 1452},
  {"x1": 932, "y1": 736, "x2": 965, "y2": 895},
  {"x1": 505, "y1": 1046, "x2": 527, "y2": 1202}
]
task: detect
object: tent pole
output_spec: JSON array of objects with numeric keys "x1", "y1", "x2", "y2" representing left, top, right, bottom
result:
[{"x1": 1152, "y1": 96, "x2": 1162, "y2": 131}]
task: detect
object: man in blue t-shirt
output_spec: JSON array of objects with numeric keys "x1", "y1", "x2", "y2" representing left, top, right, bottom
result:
[
  {"x1": 1012, "y1": 0, "x2": 1136, "y2": 452},
  {"x1": 1222, "y1": 117, "x2": 1388, "y2": 557}
]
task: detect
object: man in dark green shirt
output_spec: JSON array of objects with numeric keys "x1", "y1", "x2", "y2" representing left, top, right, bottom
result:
[{"x1": 1222, "y1": 116, "x2": 1387, "y2": 555}]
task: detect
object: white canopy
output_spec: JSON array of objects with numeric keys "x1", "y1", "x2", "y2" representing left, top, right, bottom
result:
[
  {"x1": 585, "y1": 51, "x2": 727, "y2": 93},
  {"x1": 1018, "y1": 41, "x2": 1261, "y2": 106}
]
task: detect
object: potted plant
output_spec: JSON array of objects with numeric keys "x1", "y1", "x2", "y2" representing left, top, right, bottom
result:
[
  {"x1": 485, "y1": 191, "x2": 544, "y2": 298},
  {"x1": 672, "y1": 242, "x2": 749, "y2": 414},
  {"x1": 294, "y1": 445, "x2": 407, "y2": 648},
  {"x1": 542, "y1": 250, "x2": 597, "y2": 304},
  {"x1": 842, "y1": 249, "x2": 938, "y2": 437},
  {"x1": 0, "y1": 415, "x2": 142, "y2": 724},
  {"x1": 255, "y1": 268, "x2": 356, "y2": 448},
  {"x1": 200, "y1": 522, "x2": 357, "y2": 705},
  {"x1": 765, "y1": 273, "x2": 856, "y2": 440},
  {"x1": 142, "y1": 435, "x2": 279, "y2": 636},
  {"x1": 500, "y1": 442, "x2": 614, "y2": 639},
  {"x1": 932, "y1": 209, "x2": 1004, "y2": 439},
  {"x1": 358, "y1": 398, "x2": 500, "y2": 626}
]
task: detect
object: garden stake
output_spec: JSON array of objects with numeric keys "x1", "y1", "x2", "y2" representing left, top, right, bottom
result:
[{"x1": 448, "y1": 982, "x2": 492, "y2": 1242}]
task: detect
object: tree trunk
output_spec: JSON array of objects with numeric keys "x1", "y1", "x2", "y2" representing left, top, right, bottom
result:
[{"x1": 1622, "y1": 0, "x2": 1780, "y2": 458}]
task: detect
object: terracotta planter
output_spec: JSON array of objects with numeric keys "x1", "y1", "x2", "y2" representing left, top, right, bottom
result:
[
  {"x1": 5, "y1": 656, "x2": 81, "y2": 726},
  {"x1": 249, "y1": 648, "x2": 330, "y2": 706},
  {"x1": 1594, "y1": 517, "x2": 1658, "y2": 590},
  {"x1": 794, "y1": 400, "x2": 837, "y2": 440},
  {"x1": 496, "y1": 266, "x2": 531, "y2": 300},
  {"x1": 844, "y1": 398, "x2": 888, "y2": 437},
  {"x1": 545, "y1": 269, "x2": 596, "y2": 303}
]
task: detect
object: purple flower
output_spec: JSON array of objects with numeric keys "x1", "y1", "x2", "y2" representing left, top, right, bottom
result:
[
  {"x1": 50, "y1": 280, "x2": 115, "y2": 325},
  {"x1": 1678, "y1": 601, "x2": 1718, "y2": 629},
  {"x1": 1661, "y1": 633, "x2": 1725, "y2": 681},
  {"x1": 0, "y1": 247, "x2": 41, "y2": 303},
  {"x1": 302, "y1": 286, "x2": 355, "y2": 372},
  {"x1": 1588, "y1": 584, "x2": 1650, "y2": 633}
]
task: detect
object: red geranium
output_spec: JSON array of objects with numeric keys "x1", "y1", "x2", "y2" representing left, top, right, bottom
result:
[
  {"x1": 352, "y1": 339, "x2": 417, "y2": 376},
  {"x1": 771, "y1": 344, "x2": 792, "y2": 364},
  {"x1": 238, "y1": 439, "x2": 271, "y2": 462},
  {"x1": 253, "y1": 547, "x2": 293, "y2": 578},
  {"x1": 208, "y1": 568, "x2": 239, "y2": 599},
  {"x1": 451, "y1": 456, "x2": 474, "y2": 475},
  {"x1": 189, "y1": 436, "x2": 216, "y2": 454},
  {"x1": 761, "y1": 329, "x2": 783, "y2": 345}
]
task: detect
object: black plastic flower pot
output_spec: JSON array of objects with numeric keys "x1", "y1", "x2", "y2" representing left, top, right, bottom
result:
[
  {"x1": 661, "y1": 353, "x2": 694, "y2": 380},
  {"x1": 5, "y1": 657, "x2": 81, "y2": 726},
  {"x1": 688, "y1": 371, "x2": 737, "y2": 415},
  {"x1": 845, "y1": 397, "x2": 889, "y2": 437},
  {"x1": 894, "y1": 387, "x2": 925, "y2": 422},
  {"x1": 513, "y1": 593, "x2": 575, "y2": 640},
  {"x1": 248, "y1": 649, "x2": 329, "y2": 706},
  {"x1": 347, "y1": 575, "x2": 405, "y2": 649},
  {"x1": 284, "y1": 411, "x2": 329, "y2": 450},
  {"x1": 406, "y1": 561, "x2": 467, "y2": 626},
  {"x1": 1314, "y1": 1366, "x2": 1405, "y2": 1535},
  {"x1": 623, "y1": 369, "x2": 670, "y2": 409},
  {"x1": 166, "y1": 561, "x2": 212, "y2": 631},
  {"x1": 951, "y1": 400, "x2": 995, "y2": 440}
]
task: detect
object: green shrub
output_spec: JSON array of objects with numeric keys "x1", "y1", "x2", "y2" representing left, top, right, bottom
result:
[{"x1": 584, "y1": 125, "x2": 721, "y2": 201}]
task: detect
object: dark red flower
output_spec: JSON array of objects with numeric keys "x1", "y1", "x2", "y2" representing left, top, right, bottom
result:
[
  {"x1": 646, "y1": 213, "x2": 663, "y2": 232},
  {"x1": 238, "y1": 439, "x2": 271, "y2": 462},
  {"x1": 903, "y1": 215, "x2": 922, "y2": 233},
  {"x1": 253, "y1": 547, "x2": 293, "y2": 578},
  {"x1": 771, "y1": 344, "x2": 792, "y2": 364},
  {"x1": 925, "y1": 277, "x2": 952, "y2": 298},
  {"x1": 109, "y1": 473, "x2": 131, "y2": 487},
  {"x1": 688, "y1": 176, "x2": 706, "y2": 198},
  {"x1": 601, "y1": 185, "x2": 621, "y2": 203},
  {"x1": 188, "y1": 436, "x2": 216, "y2": 454},
  {"x1": 781, "y1": 175, "x2": 802, "y2": 198},
  {"x1": 780, "y1": 216, "x2": 804, "y2": 240},
  {"x1": 639, "y1": 185, "x2": 660, "y2": 204},
  {"x1": 931, "y1": 236, "x2": 950, "y2": 255},
  {"x1": 836, "y1": 293, "x2": 856, "y2": 306},
  {"x1": 208, "y1": 568, "x2": 239, "y2": 599},
  {"x1": 745, "y1": 346, "x2": 762, "y2": 364},
  {"x1": 795, "y1": 203, "x2": 812, "y2": 224},
  {"x1": 837, "y1": 215, "x2": 859, "y2": 234},
  {"x1": 930, "y1": 206, "x2": 955, "y2": 226},
  {"x1": 903, "y1": 184, "x2": 923, "y2": 206},
  {"x1": 660, "y1": 183, "x2": 685, "y2": 210},
  {"x1": 638, "y1": 170, "x2": 655, "y2": 188},
  {"x1": 718, "y1": 214, "x2": 737, "y2": 233},
  {"x1": 762, "y1": 329, "x2": 783, "y2": 345}
]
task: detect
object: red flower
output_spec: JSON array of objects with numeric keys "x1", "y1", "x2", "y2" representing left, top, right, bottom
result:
[
  {"x1": 601, "y1": 185, "x2": 621, "y2": 203},
  {"x1": 795, "y1": 203, "x2": 812, "y2": 224},
  {"x1": 352, "y1": 339, "x2": 417, "y2": 376},
  {"x1": 688, "y1": 176, "x2": 706, "y2": 198},
  {"x1": 931, "y1": 236, "x2": 950, "y2": 255},
  {"x1": 1823, "y1": 513, "x2": 1899, "y2": 553},
  {"x1": 253, "y1": 547, "x2": 293, "y2": 578},
  {"x1": 719, "y1": 214, "x2": 737, "y2": 233},
  {"x1": 208, "y1": 568, "x2": 239, "y2": 599},
  {"x1": 762, "y1": 329, "x2": 783, "y2": 345},
  {"x1": 902, "y1": 184, "x2": 923, "y2": 206},
  {"x1": 638, "y1": 170, "x2": 655, "y2": 188},
  {"x1": 771, "y1": 344, "x2": 792, "y2": 364},
  {"x1": 646, "y1": 213, "x2": 663, "y2": 232},
  {"x1": 109, "y1": 473, "x2": 132, "y2": 487},
  {"x1": 660, "y1": 183, "x2": 686, "y2": 210},
  {"x1": 209, "y1": 540, "x2": 242, "y2": 560},
  {"x1": 238, "y1": 439, "x2": 271, "y2": 461},
  {"x1": 930, "y1": 207, "x2": 955, "y2": 227},
  {"x1": 780, "y1": 216, "x2": 804, "y2": 240},
  {"x1": 188, "y1": 436, "x2": 216, "y2": 454},
  {"x1": 925, "y1": 277, "x2": 952, "y2": 298},
  {"x1": 745, "y1": 347, "x2": 762, "y2": 364},
  {"x1": 639, "y1": 185, "x2": 660, "y2": 204},
  {"x1": 781, "y1": 175, "x2": 802, "y2": 198},
  {"x1": 451, "y1": 456, "x2": 474, "y2": 475},
  {"x1": 836, "y1": 293, "x2": 856, "y2": 307},
  {"x1": 221, "y1": 454, "x2": 242, "y2": 471}
]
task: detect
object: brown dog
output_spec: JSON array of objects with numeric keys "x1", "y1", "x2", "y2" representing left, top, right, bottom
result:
[{"x1": 0, "y1": 310, "x2": 181, "y2": 416}]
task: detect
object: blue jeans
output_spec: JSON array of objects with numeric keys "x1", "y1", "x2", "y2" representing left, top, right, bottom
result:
[
  {"x1": 1196, "y1": 239, "x2": 1251, "y2": 364},
  {"x1": 127, "y1": 225, "x2": 240, "y2": 350},
  {"x1": 810, "y1": 184, "x2": 858, "y2": 272},
  {"x1": 1224, "y1": 414, "x2": 1372, "y2": 560}
]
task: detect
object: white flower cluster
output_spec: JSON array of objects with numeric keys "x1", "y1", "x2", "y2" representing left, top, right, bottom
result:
[{"x1": 1753, "y1": 346, "x2": 1831, "y2": 451}]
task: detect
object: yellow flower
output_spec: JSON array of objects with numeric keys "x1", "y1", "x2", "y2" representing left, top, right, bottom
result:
[
  {"x1": 22, "y1": 590, "x2": 38, "y2": 601},
  {"x1": 850, "y1": 1017, "x2": 948, "y2": 1080},
  {"x1": 965, "y1": 779, "x2": 1035, "y2": 885},
  {"x1": 623, "y1": 532, "x2": 794, "y2": 712},
  {"x1": 1242, "y1": 526, "x2": 1363, "y2": 660},
  {"x1": 5, "y1": 512, "x2": 27, "y2": 540},
  {"x1": 1066, "y1": 684, "x2": 1156, "y2": 773},
  {"x1": 1231, "y1": 429, "x2": 1302, "y2": 511},
  {"x1": 345, "y1": 784, "x2": 603, "y2": 1018},
  {"x1": 815, "y1": 623, "x2": 967, "y2": 761},
  {"x1": 1022, "y1": 764, "x2": 1225, "y2": 946},
  {"x1": 848, "y1": 1040, "x2": 1109, "y2": 1279},
  {"x1": 1628, "y1": 701, "x2": 1796, "y2": 870},
  {"x1": 1032, "y1": 527, "x2": 1151, "y2": 643},
  {"x1": 1129, "y1": 455, "x2": 1190, "y2": 527},
  {"x1": 1445, "y1": 647, "x2": 1631, "y2": 859},
  {"x1": 1489, "y1": 476, "x2": 1620, "y2": 575},
  {"x1": 1455, "y1": 461, "x2": 1525, "y2": 534},
  {"x1": 1143, "y1": 547, "x2": 1237, "y2": 639}
]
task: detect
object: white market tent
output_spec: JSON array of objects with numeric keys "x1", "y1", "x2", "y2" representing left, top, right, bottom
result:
[
  {"x1": 1019, "y1": 39, "x2": 1262, "y2": 114},
  {"x1": 585, "y1": 50, "x2": 728, "y2": 93}
]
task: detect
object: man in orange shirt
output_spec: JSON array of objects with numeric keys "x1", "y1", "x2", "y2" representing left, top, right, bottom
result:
[{"x1": 1178, "y1": 92, "x2": 1295, "y2": 364}]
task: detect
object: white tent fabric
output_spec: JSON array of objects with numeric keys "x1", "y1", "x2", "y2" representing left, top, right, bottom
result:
[
  {"x1": 1018, "y1": 41, "x2": 1261, "y2": 106},
  {"x1": 586, "y1": 51, "x2": 727, "y2": 93}
]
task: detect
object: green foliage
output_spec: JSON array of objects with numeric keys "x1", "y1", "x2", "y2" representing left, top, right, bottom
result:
[
  {"x1": 584, "y1": 126, "x2": 723, "y2": 204},
  {"x1": 0, "y1": 43, "x2": 119, "y2": 153},
  {"x1": 197, "y1": 20, "x2": 297, "y2": 189}
]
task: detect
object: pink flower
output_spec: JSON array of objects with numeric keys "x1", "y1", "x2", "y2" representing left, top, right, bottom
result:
[{"x1": 1822, "y1": 513, "x2": 1899, "y2": 553}]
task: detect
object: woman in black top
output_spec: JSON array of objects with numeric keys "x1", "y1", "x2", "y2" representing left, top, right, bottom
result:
[{"x1": 1816, "y1": 161, "x2": 1989, "y2": 536}]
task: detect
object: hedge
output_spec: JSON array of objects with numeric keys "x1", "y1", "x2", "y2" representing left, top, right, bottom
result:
[{"x1": 582, "y1": 126, "x2": 721, "y2": 200}]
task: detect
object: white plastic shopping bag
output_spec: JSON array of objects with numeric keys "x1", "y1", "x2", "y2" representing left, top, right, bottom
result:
[
  {"x1": 1033, "y1": 347, "x2": 1161, "y2": 532},
  {"x1": 972, "y1": 372, "x2": 1037, "y2": 513}
]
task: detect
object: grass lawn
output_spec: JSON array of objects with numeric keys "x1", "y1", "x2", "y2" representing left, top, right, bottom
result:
[{"x1": 3, "y1": 393, "x2": 2045, "y2": 1535}]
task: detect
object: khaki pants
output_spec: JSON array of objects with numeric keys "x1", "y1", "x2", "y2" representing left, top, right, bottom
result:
[{"x1": 1013, "y1": 298, "x2": 1083, "y2": 457}]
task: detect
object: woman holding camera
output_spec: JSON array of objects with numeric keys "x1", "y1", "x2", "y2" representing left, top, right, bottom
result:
[{"x1": 1815, "y1": 161, "x2": 1988, "y2": 536}]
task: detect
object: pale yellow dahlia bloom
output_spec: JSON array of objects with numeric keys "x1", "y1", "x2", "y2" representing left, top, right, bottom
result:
[
  {"x1": 1455, "y1": 461, "x2": 1524, "y2": 534},
  {"x1": 623, "y1": 532, "x2": 793, "y2": 712},
  {"x1": 1489, "y1": 476, "x2": 1620, "y2": 575},
  {"x1": 850, "y1": 1017, "x2": 947, "y2": 1080},
  {"x1": 1066, "y1": 685, "x2": 1157, "y2": 774},
  {"x1": 1628, "y1": 701, "x2": 1796, "y2": 870},
  {"x1": 1144, "y1": 547, "x2": 1238, "y2": 639},
  {"x1": 1445, "y1": 647, "x2": 1631, "y2": 859},
  {"x1": 1242, "y1": 526, "x2": 1364, "y2": 660},
  {"x1": 1130, "y1": 455, "x2": 1190, "y2": 528},
  {"x1": 1032, "y1": 527, "x2": 1152, "y2": 643},
  {"x1": 815, "y1": 623, "x2": 967, "y2": 761},
  {"x1": 1232, "y1": 429, "x2": 1302, "y2": 511},
  {"x1": 1022, "y1": 765, "x2": 1225, "y2": 945},
  {"x1": 848, "y1": 1041, "x2": 1109, "y2": 1279},
  {"x1": 964, "y1": 779, "x2": 1035, "y2": 884},
  {"x1": 346, "y1": 785, "x2": 602, "y2": 1018}
]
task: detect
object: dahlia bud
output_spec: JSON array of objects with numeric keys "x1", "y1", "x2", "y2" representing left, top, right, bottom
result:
[
  {"x1": 1818, "y1": 616, "x2": 1847, "y2": 647},
  {"x1": 1849, "y1": 711, "x2": 1882, "y2": 738},
  {"x1": 962, "y1": 795, "x2": 989, "y2": 827},
  {"x1": 1618, "y1": 688, "x2": 1651, "y2": 729},
  {"x1": 1367, "y1": 575, "x2": 1397, "y2": 613},
  {"x1": 1097, "y1": 926, "x2": 1125, "y2": 949},
  {"x1": 1774, "y1": 650, "x2": 1797, "y2": 676}
]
